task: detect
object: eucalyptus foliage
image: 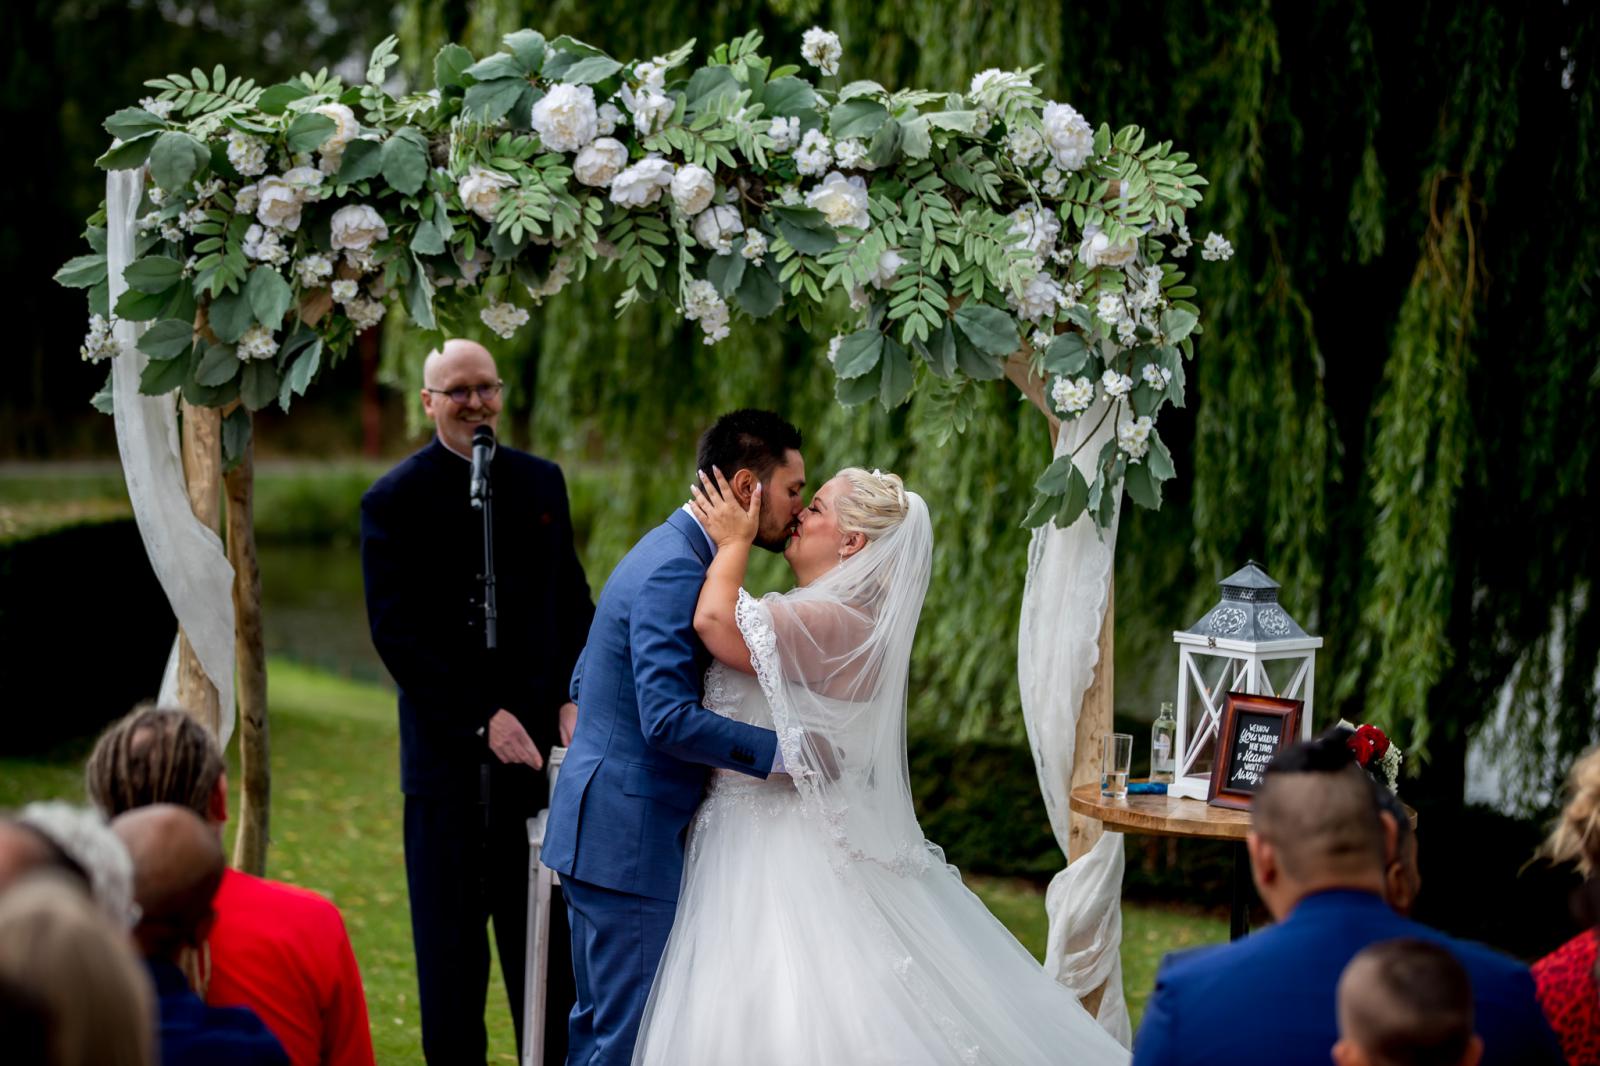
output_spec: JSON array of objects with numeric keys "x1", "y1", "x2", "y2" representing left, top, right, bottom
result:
[{"x1": 54, "y1": 26, "x2": 1215, "y2": 528}]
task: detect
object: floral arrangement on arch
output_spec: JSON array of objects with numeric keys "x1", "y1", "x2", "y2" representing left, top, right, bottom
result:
[{"x1": 55, "y1": 27, "x2": 1224, "y2": 530}]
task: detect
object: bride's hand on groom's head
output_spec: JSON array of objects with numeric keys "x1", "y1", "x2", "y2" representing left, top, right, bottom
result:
[{"x1": 690, "y1": 466, "x2": 760, "y2": 547}]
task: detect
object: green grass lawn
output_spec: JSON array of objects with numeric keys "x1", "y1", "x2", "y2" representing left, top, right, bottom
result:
[{"x1": 0, "y1": 659, "x2": 1225, "y2": 1063}]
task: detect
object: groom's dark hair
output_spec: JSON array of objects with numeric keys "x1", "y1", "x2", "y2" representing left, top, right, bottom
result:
[{"x1": 697, "y1": 410, "x2": 803, "y2": 482}]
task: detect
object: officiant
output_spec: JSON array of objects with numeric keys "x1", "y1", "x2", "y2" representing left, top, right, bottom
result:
[{"x1": 360, "y1": 338, "x2": 594, "y2": 1065}]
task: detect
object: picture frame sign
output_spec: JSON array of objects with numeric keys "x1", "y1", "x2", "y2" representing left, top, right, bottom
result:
[{"x1": 1207, "y1": 693, "x2": 1304, "y2": 811}]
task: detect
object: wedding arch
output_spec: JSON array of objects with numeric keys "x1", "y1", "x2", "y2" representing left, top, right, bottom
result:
[{"x1": 57, "y1": 27, "x2": 1219, "y2": 1043}]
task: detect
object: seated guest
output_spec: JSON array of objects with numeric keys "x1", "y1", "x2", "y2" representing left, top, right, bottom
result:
[
  {"x1": 1372, "y1": 782, "x2": 1421, "y2": 917},
  {"x1": 1533, "y1": 747, "x2": 1600, "y2": 1065},
  {"x1": 1132, "y1": 736, "x2": 1560, "y2": 1066},
  {"x1": 1334, "y1": 938, "x2": 1482, "y2": 1066},
  {"x1": 0, "y1": 872, "x2": 155, "y2": 1066},
  {"x1": 112, "y1": 804, "x2": 289, "y2": 1066},
  {"x1": 16, "y1": 800, "x2": 135, "y2": 927},
  {"x1": 0, "y1": 815, "x2": 91, "y2": 895},
  {"x1": 87, "y1": 706, "x2": 376, "y2": 1066}
]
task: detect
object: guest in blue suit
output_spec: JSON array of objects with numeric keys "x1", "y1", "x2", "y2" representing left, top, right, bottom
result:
[
  {"x1": 1132, "y1": 737, "x2": 1561, "y2": 1066},
  {"x1": 544, "y1": 410, "x2": 809, "y2": 1066}
]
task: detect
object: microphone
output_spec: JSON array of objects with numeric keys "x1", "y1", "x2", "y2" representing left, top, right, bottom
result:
[{"x1": 470, "y1": 424, "x2": 496, "y2": 507}]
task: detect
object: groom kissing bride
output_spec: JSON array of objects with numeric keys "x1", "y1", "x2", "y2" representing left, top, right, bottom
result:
[{"x1": 543, "y1": 410, "x2": 1127, "y2": 1066}]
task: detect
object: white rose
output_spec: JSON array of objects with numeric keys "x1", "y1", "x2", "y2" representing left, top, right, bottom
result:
[
  {"x1": 313, "y1": 102, "x2": 359, "y2": 154},
  {"x1": 804, "y1": 171, "x2": 869, "y2": 232},
  {"x1": 573, "y1": 138, "x2": 629, "y2": 189},
  {"x1": 692, "y1": 205, "x2": 743, "y2": 253},
  {"x1": 1008, "y1": 204, "x2": 1061, "y2": 264},
  {"x1": 1010, "y1": 271, "x2": 1067, "y2": 322},
  {"x1": 609, "y1": 156, "x2": 675, "y2": 208},
  {"x1": 866, "y1": 248, "x2": 905, "y2": 289},
  {"x1": 330, "y1": 279, "x2": 359, "y2": 303},
  {"x1": 234, "y1": 183, "x2": 260, "y2": 215},
  {"x1": 282, "y1": 166, "x2": 324, "y2": 195},
  {"x1": 670, "y1": 164, "x2": 716, "y2": 215},
  {"x1": 255, "y1": 176, "x2": 304, "y2": 231},
  {"x1": 330, "y1": 204, "x2": 389, "y2": 252},
  {"x1": 458, "y1": 166, "x2": 517, "y2": 221},
  {"x1": 1078, "y1": 223, "x2": 1137, "y2": 269},
  {"x1": 531, "y1": 83, "x2": 599, "y2": 153},
  {"x1": 800, "y1": 28, "x2": 842, "y2": 77},
  {"x1": 620, "y1": 84, "x2": 674, "y2": 137},
  {"x1": 1042, "y1": 101, "x2": 1094, "y2": 172}
]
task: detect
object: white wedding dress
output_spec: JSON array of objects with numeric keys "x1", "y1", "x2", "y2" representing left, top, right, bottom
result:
[{"x1": 632, "y1": 494, "x2": 1129, "y2": 1065}]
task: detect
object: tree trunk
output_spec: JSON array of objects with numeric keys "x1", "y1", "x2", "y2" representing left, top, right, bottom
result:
[
  {"x1": 177, "y1": 399, "x2": 223, "y2": 734},
  {"x1": 226, "y1": 416, "x2": 270, "y2": 876}
]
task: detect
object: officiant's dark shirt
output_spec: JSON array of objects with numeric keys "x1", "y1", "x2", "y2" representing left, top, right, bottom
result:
[{"x1": 360, "y1": 437, "x2": 593, "y2": 800}]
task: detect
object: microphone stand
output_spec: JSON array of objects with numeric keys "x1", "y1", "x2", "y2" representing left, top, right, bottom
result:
[{"x1": 473, "y1": 446, "x2": 497, "y2": 831}]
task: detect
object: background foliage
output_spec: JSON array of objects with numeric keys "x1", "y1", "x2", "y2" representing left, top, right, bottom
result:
[{"x1": 7, "y1": 0, "x2": 1598, "y2": 807}]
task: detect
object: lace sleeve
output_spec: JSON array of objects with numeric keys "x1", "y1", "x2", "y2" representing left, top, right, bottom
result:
[{"x1": 733, "y1": 589, "x2": 808, "y2": 776}]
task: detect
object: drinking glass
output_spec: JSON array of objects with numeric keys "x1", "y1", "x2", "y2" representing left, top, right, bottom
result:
[{"x1": 1101, "y1": 732, "x2": 1133, "y2": 799}]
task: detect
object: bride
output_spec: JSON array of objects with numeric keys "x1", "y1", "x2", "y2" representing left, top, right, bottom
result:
[{"x1": 631, "y1": 466, "x2": 1129, "y2": 1065}]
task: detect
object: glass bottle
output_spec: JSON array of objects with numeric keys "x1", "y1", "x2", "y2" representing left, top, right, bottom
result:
[{"x1": 1150, "y1": 701, "x2": 1177, "y2": 783}]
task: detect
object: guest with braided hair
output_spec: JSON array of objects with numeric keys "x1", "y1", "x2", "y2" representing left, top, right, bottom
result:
[{"x1": 86, "y1": 706, "x2": 375, "y2": 1066}]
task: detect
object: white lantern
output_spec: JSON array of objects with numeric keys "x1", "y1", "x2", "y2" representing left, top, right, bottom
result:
[{"x1": 1169, "y1": 561, "x2": 1322, "y2": 801}]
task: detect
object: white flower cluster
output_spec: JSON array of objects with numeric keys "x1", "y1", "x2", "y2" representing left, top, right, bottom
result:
[
  {"x1": 253, "y1": 167, "x2": 324, "y2": 232},
  {"x1": 597, "y1": 102, "x2": 624, "y2": 136},
  {"x1": 1078, "y1": 223, "x2": 1137, "y2": 269},
  {"x1": 800, "y1": 28, "x2": 842, "y2": 76},
  {"x1": 331, "y1": 279, "x2": 359, "y2": 303},
  {"x1": 295, "y1": 254, "x2": 334, "y2": 288},
  {"x1": 805, "y1": 171, "x2": 869, "y2": 231},
  {"x1": 459, "y1": 166, "x2": 518, "y2": 219},
  {"x1": 670, "y1": 165, "x2": 716, "y2": 215},
  {"x1": 826, "y1": 334, "x2": 844, "y2": 367},
  {"x1": 1141, "y1": 362, "x2": 1173, "y2": 389},
  {"x1": 226, "y1": 132, "x2": 269, "y2": 178},
  {"x1": 531, "y1": 83, "x2": 599, "y2": 153},
  {"x1": 345, "y1": 296, "x2": 385, "y2": 333},
  {"x1": 238, "y1": 324, "x2": 277, "y2": 361},
  {"x1": 795, "y1": 129, "x2": 832, "y2": 177},
  {"x1": 1101, "y1": 368, "x2": 1134, "y2": 399},
  {"x1": 1009, "y1": 271, "x2": 1069, "y2": 323},
  {"x1": 1051, "y1": 375, "x2": 1094, "y2": 415},
  {"x1": 242, "y1": 224, "x2": 289, "y2": 266},
  {"x1": 768, "y1": 116, "x2": 800, "y2": 152},
  {"x1": 683, "y1": 278, "x2": 730, "y2": 344},
  {"x1": 620, "y1": 80, "x2": 673, "y2": 137},
  {"x1": 330, "y1": 204, "x2": 388, "y2": 252},
  {"x1": 1200, "y1": 232, "x2": 1233, "y2": 261},
  {"x1": 834, "y1": 139, "x2": 869, "y2": 170},
  {"x1": 968, "y1": 69, "x2": 1031, "y2": 111},
  {"x1": 80, "y1": 314, "x2": 120, "y2": 362},
  {"x1": 1117, "y1": 415, "x2": 1154, "y2": 461},
  {"x1": 573, "y1": 139, "x2": 628, "y2": 188},
  {"x1": 313, "y1": 102, "x2": 359, "y2": 172},
  {"x1": 1007, "y1": 203, "x2": 1060, "y2": 266},
  {"x1": 1041, "y1": 102, "x2": 1094, "y2": 171},
  {"x1": 610, "y1": 156, "x2": 675, "y2": 208},
  {"x1": 480, "y1": 301, "x2": 530, "y2": 339},
  {"x1": 139, "y1": 96, "x2": 175, "y2": 119},
  {"x1": 1005, "y1": 126, "x2": 1046, "y2": 169},
  {"x1": 527, "y1": 254, "x2": 578, "y2": 303},
  {"x1": 693, "y1": 205, "x2": 742, "y2": 253},
  {"x1": 740, "y1": 228, "x2": 768, "y2": 266}
]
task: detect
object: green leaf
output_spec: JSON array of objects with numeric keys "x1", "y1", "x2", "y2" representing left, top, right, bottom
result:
[
  {"x1": 283, "y1": 338, "x2": 322, "y2": 402},
  {"x1": 286, "y1": 112, "x2": 337, "y2": 154},
  {"x1": 540, "y1": 37, "x2": 612, "y2": 81},
  {"x1": 777, "y1": 219, "x2": 837, "y2": 255},
  {"x1": 103, "y1": 107, "x2": 166, "y2": 142},
  {"x1": 833, "y1": 329, "x2": 884, "y2": 379},
  {"x1": 257, "y1": 81, "x2": 311, "y2": 116},
  {"x1": 1034, "y1": 455, "x2": 1078, "y2": 496},
  {"x1": 838, "y1": 80, "x2": 886, "y2": 101},
  {"x1": 96, "y1": 132, "x2": 159, "y2": 171},
  {"x1": 433, "y1": 44, "x2": 475, "y2": 92},
  {"x1": 1147, "y1": 430, "x2": 1176, "y2": 481},
  {"x1": 1161, "y1": 308, "x2": 1198, "y2": 343},
  {"x1": 246, "y1": 266, "x2": 293, "y2": 328},
  {"x1": 1022, "y1": 491, "x2": 1058, "y2": 529},
  {"x1": 878, "y1": 336, "x2": 912, "y2": 409},
  {"x1": 222, "y1": 407, "x2": 251, "y2": 470},
  {"x1": 563, "y1": 55, "x2": 624, "y2": 84},
  {"x1": 411, "y1": 217, "x2": 448, "y2": 256},
  {"x1": 55, "y1": 254, "x2": 107, "y2": 290},
  {"x1": 240, "y1": 359, "x2": 280, "y2": 411},
  {"x1": 464, "y1": 78, "x2": 529, "y2": 124},
  {"x1": 1053, "y1": 467, "x2": 1091, "y2": 528},
  {"x1": 503, "y1": 30, "x2": 547, "y2": 74},
  {"x1": 381, "y1": 129, "x2": 430, "y2": 196},
  {"x1": 835, "y1": 363, "x2": 881, "y2": 406},
  {"x1": 1123, "y1": 460, "x2": 1162, "y2": 509},
  {"x1": 761, "y1": 76, "x2": 816, "y2": 119},
  {"x1": 952, "y1": 304, "x2": 1020, "y2": 357},
  {"x1": 900, "y1": 116, "x2": 932, "y2": 160},
  {"x1": 114, "y1": 286, "x2": 169, "y2": 322},
  {"x1": 867, "y1": 119, "x2": 902, "y2": 169},
  {"x1": 122, "y1": 256, "x2": 184, "y2": 294},
  {"x1": 405, "y1": 254, "x2": 436, "y2": 330},
  {"x1": 768, "y1": 205, "x2": 827, "y2": 228},
  {"x1": 139, "y1": 353, "x2": 189, "y2": 395},
  {"x1": 335, "y1": 139, "x2": 383, "y2": 185},
  {"x1": 1043, "y1": 332, "x2": 1090, "y2": 376},
  {"x1": 90, "y1": 371, "x2": 115, "y2": 415},
  {"x1": 734, "y1": 263, "x2": 782, "y2": 318},
  {"x1": 135, "y1": 319, "x2": 194, "y2": 359},
  {"x1": 706, "y1": 249, "x2": 747, "y2": 297},
  {"x1": 686, "y1": 67, "x2": 739, "y2": 111},
  {"x1": 195, "y1": 342, "x2": 241, "y2": 386},
  {"x1": 925, "y1": 110, "x2": 981, "y2": 133},
  {"x1": 921, "y1": 321, "x2": 957, "y2": 378},
  {"x1": 89, "y1": 281, "x2": 110, "y2": 319},
  {"x1": 207, "y1": 288, "x2": 255, "y2": 343},
  {"x1": 465, "y1": 52, "x2": 528, "y2": 81},
  {"x1": 952, "y1": 325, "x2": 1005, "y2": 380},
  {"x1": 829, "y1": 99, "x2": 889, "y2": 141},
  {"x1": 148, "y1": 131, "x2": 210, "y2": 191}
]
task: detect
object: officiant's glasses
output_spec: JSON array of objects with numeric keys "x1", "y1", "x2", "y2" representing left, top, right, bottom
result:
[{"x1": 425, "y1": 381, "x2": 503, "y2": 404}]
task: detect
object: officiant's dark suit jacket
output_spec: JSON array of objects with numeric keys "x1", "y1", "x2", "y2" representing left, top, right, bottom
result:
[
  {"x1": 361, "y1": 436, "x2": 592, "y2": 800},
  {"x1": 1131, "y1": 889, "x2": 1561, "y2": 1066}
]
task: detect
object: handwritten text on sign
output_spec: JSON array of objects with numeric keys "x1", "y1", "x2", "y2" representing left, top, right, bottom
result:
[{"x1": 1228, "y1": 714, "x2": 1284, "y2": 792}]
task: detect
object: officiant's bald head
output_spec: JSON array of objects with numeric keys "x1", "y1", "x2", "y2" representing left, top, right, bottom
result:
[{"x1": 421, "y1": 339, "x2": 503, "y2": 455}]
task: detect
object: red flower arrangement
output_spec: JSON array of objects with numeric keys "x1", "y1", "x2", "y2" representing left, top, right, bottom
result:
[{"x1": 1347, "y1": 724, "x2": 1391, "y2": 768}]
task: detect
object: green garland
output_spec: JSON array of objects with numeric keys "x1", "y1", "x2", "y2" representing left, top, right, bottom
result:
[{"x1": 54, "y1": 26, "x2": 1220, "y2": 529}]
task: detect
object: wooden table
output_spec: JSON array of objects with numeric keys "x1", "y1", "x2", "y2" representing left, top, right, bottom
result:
[{"x1": 1069, "y1": 783, "x2": 1257, "y2": 940}]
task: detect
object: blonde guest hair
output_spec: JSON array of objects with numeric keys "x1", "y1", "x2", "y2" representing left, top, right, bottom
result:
[
  {"x1": 0, "y1": 874, "x2": 155, "y2": 1066},
  {"x1": 833, "y1": 468, "x2": 911, "y2": 541},
  {"x1": 1542, "y1": 746, "x2": 1600, "y2": 877}
]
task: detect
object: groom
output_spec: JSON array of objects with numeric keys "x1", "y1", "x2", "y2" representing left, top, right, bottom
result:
[{"x1": 543, "y1": 409, "x2": 806, "y2": 1065}]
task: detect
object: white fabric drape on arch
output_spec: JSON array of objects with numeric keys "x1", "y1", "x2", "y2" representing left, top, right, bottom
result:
[
  {"x1": 106, "y1": 168, "x2": 237, "y2": 745},
  {"x1": 1017, "y1": 396, "x2": 1130, "y2": 1046}
]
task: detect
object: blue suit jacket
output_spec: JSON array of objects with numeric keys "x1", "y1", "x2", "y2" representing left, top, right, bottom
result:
[
  {"x1": 1132, "y1": 890, "x2": 1561, "y2": 1066},
  {"x1": 148, "y1": 958, "x2": 289, "y2": 1066},
  {"x1": 542, "y1": 509, "x2": 778, "y2": 902}
]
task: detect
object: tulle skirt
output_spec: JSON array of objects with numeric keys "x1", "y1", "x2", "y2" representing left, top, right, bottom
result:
[{"x1": 632, "y1": 772, "x2": 1130, "y2": 1066}]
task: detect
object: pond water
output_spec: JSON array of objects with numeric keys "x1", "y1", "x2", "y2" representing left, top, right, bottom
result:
[{"x1": 260, "y1": 542, "x2": 390, "y2": 687}]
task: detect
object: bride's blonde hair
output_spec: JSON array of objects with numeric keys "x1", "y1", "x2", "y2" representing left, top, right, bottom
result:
[
  {"x1": 833, "y1": 468, "x2": 911, "y2": 541},
  {"x1": 1542, "y1": 746, "x2": 1600, "y2": 877}
]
